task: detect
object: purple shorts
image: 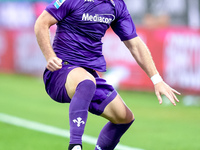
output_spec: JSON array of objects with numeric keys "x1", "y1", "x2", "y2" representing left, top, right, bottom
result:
[{"x1": 43, "y1": 62, "x2": 117, "y2": 115}]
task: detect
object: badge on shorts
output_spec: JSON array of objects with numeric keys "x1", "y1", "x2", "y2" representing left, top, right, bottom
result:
[{"x1": 54, "y1": 0, "x2": 66, "y2": 9}]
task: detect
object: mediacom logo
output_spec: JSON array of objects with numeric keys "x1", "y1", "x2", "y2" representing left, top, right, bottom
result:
[{"x1": 82, "y1": 13, "x2": 115, "y2": 24}]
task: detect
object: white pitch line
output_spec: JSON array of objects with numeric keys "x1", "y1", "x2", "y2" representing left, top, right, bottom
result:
[{"x1": 0, "y1": 113, "x2": 143, "y2": 150}]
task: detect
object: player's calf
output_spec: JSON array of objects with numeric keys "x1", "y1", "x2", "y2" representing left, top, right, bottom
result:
[
  {"x1": 95, "y1": 119, "x2": 135, "y2": 150},
  {"x1": 69, "y1": 79, "x2": 96, "y2": 145}
]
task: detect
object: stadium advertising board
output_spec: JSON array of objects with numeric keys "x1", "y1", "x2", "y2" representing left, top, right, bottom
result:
[
  {"x1": 164, "y1": 29, "x2": 200, "y2": 94},
  {"x1": 0, "y1": 27, "x2": 199, "y2": 94},
  {"x1": 103, "y1": 27, "x2": 200, "y2": 94},
  {"x1": 0, "y1": 30, "x2": 14, "y2": 72},
  {"x1": 14, "y1": 30, "x2": 46, "y2": 76}
]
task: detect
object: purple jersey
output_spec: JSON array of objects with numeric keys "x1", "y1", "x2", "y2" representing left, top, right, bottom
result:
[{"x1": 46, "y1": 0, "x2": 137, "y2": 72}]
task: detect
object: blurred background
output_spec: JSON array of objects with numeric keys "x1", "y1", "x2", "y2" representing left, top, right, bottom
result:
[
  {"x1": 0, "y1": 0, "x2": 200, "y2": 150},
  {"x1": 1, "y1": 0, "x2": 199, "y2": 100}
]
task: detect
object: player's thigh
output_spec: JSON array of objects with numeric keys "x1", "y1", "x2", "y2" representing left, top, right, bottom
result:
[
  {"x1": 65, "y1": 67, "x2": 96, "y2": 99},
  {"x1": 101, "y1": 94, "x2": 134, "y2": 124}
]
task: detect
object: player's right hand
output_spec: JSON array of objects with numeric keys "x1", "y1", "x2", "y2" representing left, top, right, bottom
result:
[{"x1": 46, "y1": 57, "x2": 62, "y2": 72}]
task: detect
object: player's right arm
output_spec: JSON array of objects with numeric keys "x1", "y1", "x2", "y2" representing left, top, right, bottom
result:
[
  {"x1": 34, "y1": 10, "x2": 62, "y2": 72},
  {"x1": 123, "y1": 37, "x2": 180, "y2": 106}
]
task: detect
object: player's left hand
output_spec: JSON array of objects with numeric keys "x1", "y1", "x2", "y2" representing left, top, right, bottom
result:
[{"x1": 154, "y1": 81, "x2": 181, "y2": 106}]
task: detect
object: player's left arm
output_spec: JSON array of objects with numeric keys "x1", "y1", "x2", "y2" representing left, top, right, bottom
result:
[{"x1": 123, "y1": 36, "x2": 181, "y2": 106}]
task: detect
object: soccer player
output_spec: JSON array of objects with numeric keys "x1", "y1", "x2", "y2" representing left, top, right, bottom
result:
[{"x1": 34, "y1": 0, "x2": 180, "y2": 149}]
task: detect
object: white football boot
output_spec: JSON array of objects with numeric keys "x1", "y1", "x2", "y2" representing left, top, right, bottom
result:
[{"x1": 71, "y1": 145, "x2": 82, "y2": 150}]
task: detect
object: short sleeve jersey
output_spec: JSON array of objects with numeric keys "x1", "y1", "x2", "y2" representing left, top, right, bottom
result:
[{"x1": 46, "y1": 0, "x2": 137, "y2": 72}]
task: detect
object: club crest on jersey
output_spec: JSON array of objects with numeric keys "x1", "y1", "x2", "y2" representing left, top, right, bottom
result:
[{"x1": 54, "y1": 0, "x2": 65, "y2": 9}]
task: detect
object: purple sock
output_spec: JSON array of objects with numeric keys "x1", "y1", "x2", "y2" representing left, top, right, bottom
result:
[
  {"x1": 69, "y1": 80, "x2": 96, "y2": 145},
  {"x1": 95, "y1": 120, "x2": 134, "y2": 150}
]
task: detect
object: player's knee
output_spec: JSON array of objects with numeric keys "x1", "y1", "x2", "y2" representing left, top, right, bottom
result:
[
  {"x1": 115, "y1": 110, "x2": 134, "y2": 124},
  {"x1": 66, "y1": 78, "x2": 96, "y2": 99},
  {"x1": 68, "y1": 67, "x2": 96, "y2": 85},
  {"x1": 82, "y1": 76, "x2": 96, "y2": 86},
  {"x1": 128, "y1": 112, "x2": 135, "y2": 123},
  {"x1": 75, "y1": 77, "x2": 96, "y2": 92},
  {"x1": 65, "y1": 67, "x2": 96, "y2": 99},
  {"x1": 124, "y1": 112, "x2": 135, "y2": 124}
]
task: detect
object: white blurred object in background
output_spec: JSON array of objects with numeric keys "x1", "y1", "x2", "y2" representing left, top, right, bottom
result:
[
  {"x1": 0, "y1": 2, "x2": 35, "y2": 29},
  {"x1": 183, "y1": 95, "x2": 200, "y2": 106},
  {"x1": 188, "y1": 0, "x2": 200, "y2": 29},
  {"x1": 103, "y1": 66, "x2": 130, "y2": 89}
]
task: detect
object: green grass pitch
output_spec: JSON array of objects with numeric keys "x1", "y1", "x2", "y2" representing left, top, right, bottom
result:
[{"x1": 0, "y1": 73, "x2": 200, "y2": 150}]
